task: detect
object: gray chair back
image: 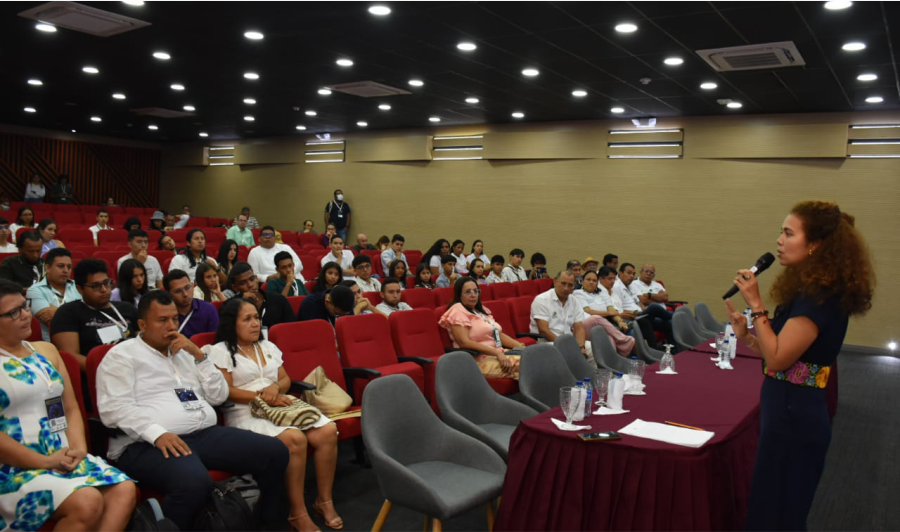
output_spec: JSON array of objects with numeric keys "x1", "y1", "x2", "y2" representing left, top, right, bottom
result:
[
  {"x1": 675, "y1": 306, "x2": 718, "y2": 341},
  {"x1": 632, "y1": 321, "x2": 663, "y2": 363},
  {"x1": 590, "y1": 326, "x2": 632, "y2": 374},
  {"x1": 553, "y1": 334, "x2": 595, "y2": 381},
  {"x1": 518, "y1": 343, "x2": 575, "y2": 412},
  {"x1": 673, "y1": 310, "x2": 706, "y2": 351},
  {"x1": 436, "y1": 352, "x2": 539, "y2": 460},
  {"x1": 695, "y1": 302, "x2": 726, "y2": 334}
]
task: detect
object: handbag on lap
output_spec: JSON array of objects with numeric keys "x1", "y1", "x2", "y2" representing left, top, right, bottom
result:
[{"x1": 249, "y1": 395, "x2": 323, "y2": 429}]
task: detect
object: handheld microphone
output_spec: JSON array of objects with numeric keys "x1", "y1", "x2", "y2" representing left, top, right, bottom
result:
[{"x1": 722, "y1": 252, "x2": 776, "y2": 300}]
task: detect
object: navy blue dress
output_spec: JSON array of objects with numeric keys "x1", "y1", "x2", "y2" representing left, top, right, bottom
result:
[{"x1": 745, "y1": 294, "x2": 847, "y2": 531}]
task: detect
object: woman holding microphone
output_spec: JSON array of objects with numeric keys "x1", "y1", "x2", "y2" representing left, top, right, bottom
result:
[{"x1": 725, "y1": 200, "x2": 874, "y2": 530}]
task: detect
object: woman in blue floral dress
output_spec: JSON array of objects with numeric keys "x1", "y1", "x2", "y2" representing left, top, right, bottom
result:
[{"x1": 0, "y1": 280, "x2": 135, "y2": 531}]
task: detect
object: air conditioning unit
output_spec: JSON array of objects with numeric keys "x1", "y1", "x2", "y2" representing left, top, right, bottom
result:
[
  {"x1": 696, "y1": 41, "x2": 805, "y2": 72},
  {"x1": 327, "y1": 81, "x2": 411, "y2": 98},
  {"x1": 18, "y1": 2, "x2": 150, "y2": 37}
]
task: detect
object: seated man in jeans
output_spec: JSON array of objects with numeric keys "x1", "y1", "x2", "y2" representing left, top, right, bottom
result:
[{"x1": 96, "y1": 290, "x2": 289, "y2": 530}]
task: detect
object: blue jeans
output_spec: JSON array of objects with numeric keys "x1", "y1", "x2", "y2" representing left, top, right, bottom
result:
[{"x1": 336, "y1": 228, "x2": 347, "y2": 242}]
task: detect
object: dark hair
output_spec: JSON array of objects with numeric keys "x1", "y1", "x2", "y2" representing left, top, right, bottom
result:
[
  {"x1": 17, "y1": 230, "x2": 42, "y2": 249},
  {"x1": 451, "y1": 239, "x2": 464, "y2": 252},
  {"x1": 150, "y1": 218, "x2": 165, "y2": 231},
  {"x1": 598, "y1": 266, "x2": 617, "y2": 278},
  {"x1": 490, "y1": 254, "x2": 504, "y2": 265},
  {"x1": 74, "y1": 258, "x2": 107, "y2": 286},
  {"x1": 45, "y1": 247, "x2": 71, "y2": 266},
  {"x1": 0, "y1": 217, "x2": 7, "y2": 225},
  {"x1": 619, "y1": 262, "x2": 635, "y2": 273},
  {"x1": 118, "y1": 258, "x2": 148, "y2": 305},
  {"x1": 261, "y1": 225, "x2": 276, "y2": 234},
  {"x1": 162, "y1": 269, "x2": 190, "y2": 291},
  {"x1": 330, "y1": 233, "x2": 344, "y2": 243},
  {"x1": 375, "y1": 235, "x2": 389, "y2": 247},
  {"x1": 128, "y1": 229, "x2": 149, "y2": 241},
  {"x1": 58, "y1": 174, "x2": 68, "y2": 182},
  {"x1": 603, "y1": 253, "x2": 618, "y2": 265},
  {"x1": 96, "y1": 208, "x2": 109, "y2": 216},
  {"x1": 352, "y1": 254, "x2": 371, "y2": 268},
  {"x1": 225, "y1": 261, "x2": 254, "y2": 291},
  {"x1": 15, "y1": 206, "x2": 34, "y2": 226},
  {"x1": 194, "y1": 262, "x2": 218, "y2": 302},
  {"x1": 183, "y1": 228, "x2": 208, "y2": 268},
  {"x1": 391, "y1": 234, "x2": 405, "y2": 244},
  {"x1": 449, "y1": 276, "x2": 486, "y2": 315},
  {"x1": 137, "y1": 289, "x2": 174, "y2": 320},
  {"x1": 509, "y1": 248, "x2": 524, "y2": 258},
  {"x1": 38, "y1": 219, "x2": 57, "y2": 234},
  {"x1": 566, "y1": 260, "x2": 582, "y2": 270},
  {"x1": 415, "y1": 262, "x2": 433, "y2": 288},
  {"x1": 158, "y1": 234, "x2": 173, "y2": 250},
  {"x1": 530, "y1": 252, "x2": 546, "y2": 266},
  {"x1": 333, "y1": 189, "x2": 342, "y2": 195},
  {"x1": 242, "y1": 206, "x2": 250, "y2": 212},
  {"x1": 339, "y1": 279, "x2": 357, "y2": 289},
  {"x1": 470, "y1": 239, "x2": 484, "y2": 254},
  {"x1": 0, "y1": 279, "x2": 24, "y2": 300},
  {"x1": 216, "y1": 239, "x2": 238, "y2": 274},
  {"x1": 441, "y1": 254, "x2": 456, "y2": 265},
  {"x1": 124, "y1": 217, "x2": 142, "y2": 231},
  {"x1": 583, "y1": 270, "x2": 599, "y2": 280},
  {"x1": 380, "y1": 278, "x2": 402, "y2": 292},
  {"x1": 423, "y1": 239, "x2": 450, "y2": 266},
  {"x1": 215, "y1": 298, "x2": 258, "y2": 364},
  {"x1": 468, "y1": 258, "x2": 485, "y2": 279},
  {"x1": 388, "y1": 259, "x2": 407, "y2": 280},
  {"x1": 314, "y1": 261, "x2": 343, "y2": 292},
  {"x1": 302, "y1": 219, "x2": 313, "y2": 227},
  {"x1": 273, "y1": 251, "x2": 293, "y2": 269}
]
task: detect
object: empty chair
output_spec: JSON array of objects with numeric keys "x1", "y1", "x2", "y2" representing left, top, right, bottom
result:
[
  {"x1": 695, "y1": 302, "x2": 726, "y2": 334},
  {"x1": 363, "y1": 374, "x2": 505, "y2": 532},
  {"x1": 481, "y1": 300, "x2": 537, "y2": 346},
  {"x1": 518, "y1": 343, "x2": 575, "y2": 412},
  {"x1": 432, "y1": 287, "x2": 454, "y2": 307},
  {"x1": 673, "y1": 310, "x2": 708, "y2": 352},
  {"x1": 490, "y1": 282, "x2": 518, "y2": 300},
  {"x1": 632, "y1": 321, "x2": 664, "y2": 363},
  {"x1": 514, "y1": 280, "x2": 538, "y2": 298},
  {"x1": 590, "y1": 326, "x2": 632, "y2": 374},
  {"x1": 506, "y1": 296, "x2": 543, "y2": 339},
  {"x1": 535, "y1": 278, "x2": 554, "y2": 292},
  {"x1": 676, "y1": 305, "x2": 719, "y2": 339},
  {"x1": 401, "y1": 287, "x2": 436, "y2": 309},
  {"x1": 553, "y1": 334, "x2": 595, "y2": 381},
  {"x1": 436, "y1": 352, "x2": 538, "y2": 461}
]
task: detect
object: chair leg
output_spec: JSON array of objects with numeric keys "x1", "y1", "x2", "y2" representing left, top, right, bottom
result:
[
  {"x1": 423, "y1": 516, "x2": 431, "y2": 532},
  {"x1": 432, "y1": 518, "x2": 442, "y2": 532},
  {"x1": 486, "y1": 503, "x2": 495, "y2": 532},
  {"x1": 372, "y1": 500, "x2": 392, "y2": 532},
  {"x1": 352, "y1": 436, "x2": 371, "y2": 468}
]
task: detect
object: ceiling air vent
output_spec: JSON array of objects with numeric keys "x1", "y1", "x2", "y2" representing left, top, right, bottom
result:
[
  {"x1": 18, "y1": 2, "x2": 150, "y2": 37},
  {"x1": 327, "y1": 81, "x2": 412, "y2": 98},
  {"x1": 696, "y1": 41, "x2": 805, "y2": 72}
]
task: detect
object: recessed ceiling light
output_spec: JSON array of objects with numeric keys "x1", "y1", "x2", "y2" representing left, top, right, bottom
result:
[
  {"x1": 842, "y1": 42, "x2": 866, "y2": 51},
  {"x1": 170, "y1": 83, "x2": 185, "y2": 91},
  {"x1": 183, "y1": 105, "x2": 196, "y2": 111},
  {"x1": 378, "y1": 104, "x2": 391, "y2": 110},
  {"x1": 857, "y1": 73, "x2": 878, "y2": 81},
  {"x1": 357, "y1": 121, "x2": 368, "y2": 127},
  {"x1": 888, "y1": 341, "x2": 898, "y2": 351},
  {"x1": 429, "y1": 116, "x2": 441, "y2": 122},
  {"x1": 243, "y1": 72, "x2": 259, "y2": 80},
  {"x1": 71, "y1": 129, "x2": 76, "y2": 133},
  {"x1": 511, "y1": 112, "x2": 525, "y2": 118},
  {"x1": 23, "y1": 107, "x2": 36, "y2": 113},
  {"x1": 457, "y1": 42, "x2": 477, "y2": 51},
  {"x1": 199, "y1": 132, "x2": 209, "y2": 137},
  {"x1": 611, "y1": 107, "x2": 625, "y2": 113},
  {"x1": 318, "y1": 88, "x2": 332, "y2": 95},
  {"x1": 27, "y1": 79, "x2": 43, "y2": 86},
  {"x1": 465, "y1": 97, "x2": 479, "y2": 104},
  {"x1": 305, "y1": 110, "x2": 317, "y2": 116},
  {"x1": 368, "y1": 5, "x2": 391, "y2": 16},
  {"x1": 90, "y1": 116, "x2": 102, "y2": 122},
  {"x1": 336, "y1": 58, "x2": 354, "y2": 67},
  {"x1": 865, "y1": 96, "x2": 884, "y2": 103},
  {"x1": 727, "y1": 102, "x2": 743, "y2": 108},
  {"x1": 572, "y1": 90, "x2": 587, "y2": 97},
  {"x1": 35, "y1": 23, "x2": 56, "y2": 32},
  {"x1": 700, "y1": 82, "x2": 718, "y2": 90},
  {"x1": 122, "y1": 0, "x2": 144, "y2": 5},
  {"x1": 663, "y1": 57, "x2": 684, "y2": 66},
  {"x1": 409, "y1": 79, "x2": 424, "y2": 87},
  {"x1": 82, "y1": 66, "x2": 99, "y2": 74},
  {"x1": 522, "y1": 68, "x2": 539, "y2": 77},
  {"x1": 824, "y1": 1, "x2": 852, "y2": 10},
  {"x1": 615, "y1": 23, "x2": 638, "y2": 33},
  {"x1": 244, "y1": 31, "x2": 264, "y2": 40},
  {"x1": 148, "y1": 125, "x2": 158, "y2": 130},
  {"x1": 295, "y1": 125, "x2": 307, "y2": 131},
  {"x1": 152, "y1": 51, "x2": 170, "y2": 60},
  {"x1": 244, "y1": 116, "x2": 255, "y2": 121},
  {"x1": 112, "y1": 93, "x2": 126, "y2": 100},
  {"x1": 243, "y1": 98, "x2": 256, "y2": 105}
]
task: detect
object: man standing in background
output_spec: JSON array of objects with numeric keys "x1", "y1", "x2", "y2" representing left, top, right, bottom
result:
[{"x1": 324, "y1": 189, "x2": 351, "y2": 242}]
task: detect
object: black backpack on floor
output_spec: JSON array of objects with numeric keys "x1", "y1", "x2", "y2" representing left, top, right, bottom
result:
[
  {"x1": 193, "y1": 481, "x2": 256, "y2": 531},
  {"x1": 127, "y1": 498, "x2": 179, "y2": 531}
]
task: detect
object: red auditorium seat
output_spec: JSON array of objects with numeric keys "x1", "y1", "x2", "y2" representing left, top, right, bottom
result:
[
  {"x1": 405, "y1": 277, "x2": 416, "y2": 289},
  {"x1": 298, "y1": 233, "x2": 321, "y2": 247},
  {"x1": 401, "y1": 288, "x2": 435, "y2": 309},
  {"x1": 362, "y1": 291, "x2": 383, "y2": 306},
  {"x1": 59, "y1": 351, "x2": 90, "y2": 449},
  {"x1": 304, "y1": 280, "x2": 317, "y2": 293},
  {"x1": 490, "y1": 282, "x2": 518, "y2": 300},
  {"x1": 97, "y1": 230, "x2": 128, "y2": 246},
  {"x1": 300, "y1": 256, "x2": 319, "y2": 278},
  {"x1": 147, "y1": 250, "x2": 173, "y2": 264},
  {"x1": 515, "y1": 279, "x2": 539, "y2": 298},
  {"x1": 190, "y1": 332, "x2": 217, "y2": 348},
  {"x1": 0, "y1": 253, "x2": 18, "y2": 264},
  {"x1": 507, "y1": 296, "x2": 541, "y2": 338},
  {"x1": 287, "y1": 296, "x2": 305, "y2": 316},
  {"x1": 54, "y1": 204, "x2": 80, "y2": 213},
  {"x1": 280, "y1": 231, "x2": 297, "y2": 245},
  {"x1": 479, "y1": 284, "x2": 494, "y2": 301},
  {"x1": 405, "y1": 250, "x2": 423, "y2": 271},
  {"x1": 482, "y1": 300, "x2": 538, "y2": 346},
  {"x1": 58, "y1": 228, "x2": 94, "y2": 245},
  {"x1": 55, "y1": 211, "x2": 84, "y2": 225},
  {"x1": 432, "y1": 287, "x2": 454, "y2": 307},
  {"x1": 28, "y1": 317, "x2": 42, "y2": 342},
  {"x1": 188, "y1": 217, "x2": 209, "y2": 227},
  {"x1": 536, "y1": 278, "x2": 554, "y2": 292},
  {"x1": 203, "y1": 228, "x2": 226, "y2": 245}
]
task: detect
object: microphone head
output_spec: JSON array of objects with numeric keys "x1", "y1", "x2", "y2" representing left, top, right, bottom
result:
[{"x1": 755, "y1": 252, "x2": 776, "y2": 274}]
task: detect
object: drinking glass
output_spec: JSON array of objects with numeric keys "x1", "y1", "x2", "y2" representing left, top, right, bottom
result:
[
  {"x1": 714, "y1": 332, "x2": 727, "y2": 361},
  {"x1": 593, "y1": 369, "x2": 612, "y2": 406},
  {"x1": 628, "y1": 359, "x2": 645, "y2": 392},
  {"x1": 559, "y1": 386, "x2": 578, "y2": 425}
]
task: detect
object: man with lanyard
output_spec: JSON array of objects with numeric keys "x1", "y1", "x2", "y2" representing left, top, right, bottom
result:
[
  {"x1": 27, "y1": 248, "x2": 81, "y2": 341},
  {"x1": 324, "y1": 189, "x2": 351, "y2": 242},
  {"x1": 501, "y1": 248, "x2": 527, "y2": 283},
  {"x1": 298, "y1": 284, "x2": 356, "y2": 325},
  {"x1": 228, "y1": 262, "x2": 295, "y2": 338},
  {"x1": 163, "y1": 270, "x2": 219, "y2": 339},
  {"x1": 265, "y1": 251, "x2": 308, "y2": 297},
  {"x1": 0, "y1": 230, "x2": 44, "y2": 289},
  {"x1": 50, "y1": 258, "x2": 137, "y2": 370}
]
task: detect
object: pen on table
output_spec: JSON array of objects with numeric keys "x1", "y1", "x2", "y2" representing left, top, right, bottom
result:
[{"x1": 665, "y1": 421, "x2": 706, "y2": 431}]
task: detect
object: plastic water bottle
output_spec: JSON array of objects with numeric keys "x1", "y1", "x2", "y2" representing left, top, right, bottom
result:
[
  {"x1": 583, "y1": 378, "x2": 593, "y2": 417},
  {"x1": 572, "y1": 380, "x2": 585, "y2": 422},
  {"x1": 729, "y1": 332, "x2": 737, "y2": 360}
]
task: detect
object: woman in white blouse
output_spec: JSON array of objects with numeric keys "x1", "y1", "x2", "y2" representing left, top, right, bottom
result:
[
  {"x1": 24, "y1": 174, "x2": 46, "y2": 203},
  {"x1": 168, "y1": 228, "x2": 225, "y2": 285},
  {"x1": 206, "y1": 298, "x2": 342, "y2": 532}
]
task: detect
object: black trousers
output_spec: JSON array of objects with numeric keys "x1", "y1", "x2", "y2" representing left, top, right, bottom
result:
[
  {"x1": 116, "y1": 425, "x2": 289, "y2": 530},
  {"x1": 644, "y1": 304, "x2": 676, "y2": 347}
]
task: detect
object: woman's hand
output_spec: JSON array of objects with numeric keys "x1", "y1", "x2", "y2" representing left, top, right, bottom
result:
[
  {"x1": 45, "y1": 447, "x2": 78, "y2": 472},
  {"x1": 65, "y1": 448, "x2": 87, "y2": 469},
  {"x1": 496, "y1": 351, "x2": 514, "y2": 369},
  {"x1": 258, "y1": 384, "x2": 280, "y2": 405},
  {"x1": 724, "y1": 300, "x2": 749, "y2": 338},
  {"x1": 732, "y1": 268, "x2": 763, "y2": 310},
  {"x1": 267, "y1": 394, "x2": 294, "y2": 407}
]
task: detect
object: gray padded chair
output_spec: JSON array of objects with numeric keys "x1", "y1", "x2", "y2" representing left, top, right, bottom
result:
[
  {"x1": 436, "y1": 351, "x2": 539, "y2": 461},
  {"x1": 553, "y1": 334, "x2": 596, "y2": 381},
  {"x1": 676, "y1": 306, "x2": 719, "y2": 341},
  {"x1": 673, "y1": 310, "x2": 708, "y2": 352},
  {"x1": 695, "y1": 302, "x2": 726, "y2": 334},
  {"x1": 590, "y1": 326, "x2": 632, "y2": 374},
  {"x1": 518, "y1": 343, "x2": 575, "y2": 412},
  {"x1": 362, "y1": 374, "x2": 507, "y2": 532},
  {"x1": 632, "y1": 322, "x2": 664, "y2": 363}
]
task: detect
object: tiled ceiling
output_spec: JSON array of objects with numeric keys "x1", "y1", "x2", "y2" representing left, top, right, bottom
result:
[{"x1": 2, "y1": 1, "x2": 898, "y2": 142}]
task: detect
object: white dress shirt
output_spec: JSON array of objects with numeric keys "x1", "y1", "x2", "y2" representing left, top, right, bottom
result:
[
  {"x1": 529, "y1": 288, "x2": 585, "y2": 336},
  {"x1": 465, "y1": 253, "x2": 490, "y2": 269},
  {"x1": 614, "y1": 278, "x2": 643, "y2": 313},
  {"x1": 169, "y1": 253, "x2": 218, "y2": 283},
  {"x1": 118, "y1": 253, "x2": 163, "y2": 288},
  {"x1": 485, "y1": 271, "x2": 504, "y2": 285},
  {"x1": 375, "y1": 301, "x2": 413, "y2": 316},
  {"x1": 321, "y1": 250, "x2": 355, "y2": 279},
  {"x1": 247, "y1": 244, "x2": 304, "y2": 281},
  {"x1": 380, "y1": 249, "x2": 408, "y2": 273},
  {"x1": 501, "y1": 265, "x2": 527, "y2": 283},
  {"x1": 630, "y1": 278, "x2": 667, "y2": 297},
  {"x1": 355, "y1": 276, "x2": 382, "y2": 293},
  {"x1": 97, "y1": 336, "x2": 230, "y2": 459}
]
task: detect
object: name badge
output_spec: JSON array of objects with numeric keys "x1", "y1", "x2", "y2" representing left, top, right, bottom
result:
[
  {"x1": 492, "y1": 328, "x2": 502, "y2": 348},
  {"x1": 337, "y1": 213, "x2": 343, "y2": 218},
  {"x1": 45, "y1": 396, "x2": 68, "y2": 433},
  {"x1": 174, "y1": 388, "x2": 204, "y2": 410},
  {"x1": 97, "y1": 324, "x2": 124, "y2": 345}
]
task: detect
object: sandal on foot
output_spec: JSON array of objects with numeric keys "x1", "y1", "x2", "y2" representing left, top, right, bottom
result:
[
  {"x1": 288, "y1": 514, "x2": 321, "y2": 532},
  {"x1": 313, "y1": 500, "x2": 344, "y2": 530}
]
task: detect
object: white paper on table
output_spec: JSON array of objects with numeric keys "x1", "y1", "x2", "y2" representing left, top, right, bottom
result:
[
  {"x1": 594, "y1": 406, "x2": 630, "y2": 415},
  {"x1": 618, "y1": 419, "x2": 715, "y2": 448},
  {"x1": 551, "y1": 418, "x2": 591, "y2": 431},
  {"x1": 655, "y1": 369, "x2": 678, "y2": 375}
]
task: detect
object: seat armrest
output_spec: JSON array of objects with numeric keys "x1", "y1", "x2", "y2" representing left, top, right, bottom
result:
[
  {"x1": 517, "y1": 332, "x2": 545, "y2": 340},
  {"x1": 343, "y1": 366, "x2": 382, "y2": 378},
  {"x1": 397, "y1": 356, "x2": 434, "y2": 365},
  {"x1": 669, "y1": 300, "x2": 689, "y2": 305},
  {"x1": 443, "y1": 347, "x2": 480, "y2": 356},
  {"x1": 289, "y1": 380, "x2": 316, "y2": 394}
]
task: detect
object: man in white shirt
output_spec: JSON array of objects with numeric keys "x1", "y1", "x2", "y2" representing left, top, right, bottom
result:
[
  {"x1": 529, "y1": 270, "x2": 590, "y2": 359},
  {"x1": 320, "y1": 234, "x2": 354, "y2": 279},
  {"x1": 485, "y1": 255, "x2": 505, "y2": 284},
  {"x1": 375, "y1": 278, "x2": 412, "y2": 316},
  {"x1": 173, "y1": 204, "x2": 191, "y2": 229},
  {"x1": 353, "y1": 254, "x2": 381, "y2": 293},
  {"x1": 96, "y1": 290, "x2": 289, "y2": 530},
  {"x1": 88, "y1": 208, "x2": 113, "y2": 244},
  {"x1": 501, "y1": 248, "x2": 527, "y2": 283},
  {"x1": 118, "y1": 229, "x2": 163, "y2": 289},
  {"x1": 247, "y1": 225, "x2": 304, "y2": 282},
  {"x1": 574, "y1": 269, "x2": 635, "y2": 357},
  {"x1": 380, "y1": 234, "x2": 408, "y2": 273},
  {"x1": 616, "y1": 262, "x2": 674, "y2": 346}
]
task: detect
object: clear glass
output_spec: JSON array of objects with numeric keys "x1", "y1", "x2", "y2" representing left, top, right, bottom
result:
[
  {"x1": 628, "y1": 359, "x2": 646, "y2": 392},
  {"x1": 592, "y1": 369, "x2": 612, "y2": 406},
  {"x1": 559, "y1": 386, "x2": 578, "y2": 426},
  {"x1": 714, "y1": 332, "x2": 727, "y2": 361},
  {"x1": 660, "y1": 344, "x2": 675, "y2": 373}
]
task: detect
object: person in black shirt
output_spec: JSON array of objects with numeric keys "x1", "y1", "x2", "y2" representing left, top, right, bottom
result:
[
  {"x1": 0, "y1": 230, "x2": 44, "y2": 290},
  {"x1": 323, "y1": 189, "x2": 351, "y2": 242},
  {"x1": 50, "y1": 258, "x2": 138, "y2": 369},
  {"x1": 226, "y1": 262, "x2": 295, "y2": 332},
  {"x1": 50, "y1": 174, "x2": 75, "y2": 204},
  {"x1": 297, "y1": 285, "x2": 355, "y2": 326}
]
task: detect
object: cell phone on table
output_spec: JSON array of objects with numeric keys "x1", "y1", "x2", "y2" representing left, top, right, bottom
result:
[{"x1": 577, "y1": 431, "x2": 622, "y2": 441}]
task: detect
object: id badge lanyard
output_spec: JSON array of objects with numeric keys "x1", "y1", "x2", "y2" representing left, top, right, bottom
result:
[
  {"x1": 178, "y1": 310, "x2": 195, "y2": 334},
  {"x1": 0, "y1": 343, "x2": 56, "y2": 392},
  {"x1": 94, "y1": 303, "x2": 129, "y2": 333}
]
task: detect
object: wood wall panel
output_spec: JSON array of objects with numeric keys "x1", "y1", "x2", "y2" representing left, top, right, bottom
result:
[
  {"x1": 237, "y1": 139, "x2": 306, "y2": 165},
  {"x1": 688, "y1": 121, "x2": 848, "y2": 158},
  {"x1": 483, "y1": 130, "x2": 604, "y2": 159},
  {"x1": 347, "y1": 135, "x2": 431, "y2": 162}
]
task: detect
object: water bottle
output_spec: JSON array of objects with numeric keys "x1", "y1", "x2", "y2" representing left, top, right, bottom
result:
[
  {"x1": 729, "y1": 332, "x2": 737, "y2": 360},
  {"x1": 572, "y1": 380, "x2": 585, "y2": 422},
  {"x1": 721, "y1": 335, "x2": 730, "y2": 364},
  {"x1": 583, "y1": 378, "x2": 593, "y2": 417}
]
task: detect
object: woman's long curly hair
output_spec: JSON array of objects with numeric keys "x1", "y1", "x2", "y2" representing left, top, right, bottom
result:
[{"x1": 770, "y1": 200, "x2": 874, "y2": 316}]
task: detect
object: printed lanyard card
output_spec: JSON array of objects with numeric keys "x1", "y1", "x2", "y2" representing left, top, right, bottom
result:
[
  {"x1": 174, "y1": 388, "x2": 204, "y2": 410},
  {"x1": 45, "y1": 396, "x2": 68, "y2": 432}
]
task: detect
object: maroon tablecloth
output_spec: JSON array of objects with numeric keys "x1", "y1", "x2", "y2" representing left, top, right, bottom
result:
[{"x1": 495, "y1": 351, "x2": 763, "y2": 531}]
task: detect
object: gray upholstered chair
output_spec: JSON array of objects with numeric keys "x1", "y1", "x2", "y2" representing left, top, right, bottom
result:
[
  {"x1": 362, "y1": 374, "x2": 506, "y2": 532},
  {"x1": 553, "y1": 334, "x2": 596, "y2": 381},
  {"x1": 676, "y1": 306, "x2": 719, "y2": 341},
  {"x1": 518, "y1": 343, "x2": 575, "y2": 412},
  {"x1": 590, "y1": 326, "x2": 632, "y2": 374},
  {"x1": 673, "y1": 310, "x2": 708, "y2": 352},
  {"x1": 695, "y1": 302, "x2": 727, "y2": 334},
  {"x1": 632, "y1": 322, "x2": 664, "y2": 363},
  {"x1": 436, "y1": 351, "x2": 539, "y2": 461}
]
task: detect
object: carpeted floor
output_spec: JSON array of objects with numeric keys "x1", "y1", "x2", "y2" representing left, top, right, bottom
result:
[{"x1": 304, "y1": 350, "x2": 899, "y2": 531}]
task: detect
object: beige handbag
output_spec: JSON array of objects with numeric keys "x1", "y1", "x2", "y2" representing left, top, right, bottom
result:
[
  {"x1": 249, "y1": 396, "x2": 323, "y2": 429},
  {"x1": 303, "y1": 366, "x2": 353, "y2": 416}
]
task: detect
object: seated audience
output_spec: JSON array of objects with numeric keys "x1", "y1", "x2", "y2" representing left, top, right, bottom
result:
[
  {"x1": 122, "y1": 217, "x2": 142, "y2": 232},
  {"x1": 226, "y1": 213, "x2": 256, "y2": 247},
  {"x1": 603, "y1": 253, "x2": 619, "y2": 270},
  {"x1": 501, "y1": 248, "x2": 527, "y2": 283},
  {"x1": 469, "y1": 258, "x2": 488, "y2": 285},
  {"x1": 301, "y1": 219, "x2": 316, "y2": 234},
  {"x1": 173, "y1": 204, "x2": 191, "y2": 229},
  {"x1": 380, "y1": 234, "x2": 408, "y2": 273},
  {"x1": 439, "y1": 277, "x2": 524, "y2": 379},
  {"x1": 320, "y1": 234, "x2": 354, "y2": 279},
  {"x1": 375, "y1": 278, "x2": 413, "y2": 316},
  {"x1": 110, "y1": 259, "x2": 148, "y2": 307},
  {"x1": 436, "y1": 255, "x2": 458, "y2": 288},
  {"x1": 0, "y1": 217, "x2": 17, "y2": 252},
  {"x1": 465, "y1": 239, "x2": 490, "y2": 271},
  {"x1": 26, "y1": 248, "x2": 81, "y2": 341},
  {"x1": 206, "y1": 298, "x2": 342, "y2": 531},
  {"x1": 342, "y1": 279, "x2": 386, "y2": 317},
  {"x1": 266, "y1": 251, "x2": 309, "y2": 297},
  {"x1": 319, "y1": 224, "x2": 337, "y2": 248},
  {"x1": 0, "y1": 197, "x2": 9, "y2": 211},
  {"x1": 118, "y1": 229, "x2": 164, "y2": 289},
  {"x1": 216, "y1": 239, "x2": 239, "y2": 278},
  {"x1": 353, "y1": 254, "x2": 381, "y2": 293},
  {"x1": 298, "y1": 284, "x2": 355, "y2": 325},
  {"x1": 414, "y1": 262, "x2": 435, "y2": 289},
  {"x1": 450, "y1": 239, "x2": 468, "y2": 275},
  {"x1": 530, "y1": 270, "x2": 590, "y2": 361},
  {"x1": 582, "y1": 256, "x2": 600, "y2": 273},
  {"x1": 168, "y1": 228, "x2": 222, "y2": 284},
  {"x1": 423, "y1": 238, "x2": 451, "y2": 276},
  {"x1": 0, "y1": 230, "x2": 44, "y2": 288},
  {"x1": 227, "y1": 262, "x2": 295, "y2": 332},
  {"x1": 96, "y1": 290, "x2": 288, "y2": 531},
  {"x1": 248, "y1": 226, "x2": 305, "y2": 282},
  {"x1": 89, "y1": 209, "x2": 114, "y2": 244},
  {"x1": 10, "y1": 206, "x2": 36, "y2": 243},
  {"x1": 375, "y1": 235, "x2": 390, "y2": 251},
  {"x1": 485, "y1": 255, "x2": 505, "y2": 284},
  {"x1": 232, "y1": 206, "x2": 260, "y2": 229},
  {"x1": 0, "y1": 279, "x2": 136, "y2": 532},
  {"x1": 352, "y1": 233, "x2": 376, "y2": 252},
  {"x1": 386, "y1": 259, "x2": 408, "y2": 286},
  {"x1": 574, "y1": 269, "x2": 638, "y2": 356},
  {"x1": 158, "y1": 234, "x2": 178, "y2": 254},
  {"x1": 38, "y1": 219, "x2": 65, "y2": 257},
  {"x1": 193, "y1": 262, "x2": 227, "y2": 302},
  {"x1": 529, "y1": 252, "x2": 549, "y2": 280},
  {"x1": 149, "y1": 211, "x2": 167, "y2": 233},
  {"x1": 566, "y1": 260, "x2": 584, "y2": 289},
  {"x1": 619, "y1": 263, "x2": 675, "y2": 345},
  {"x1": 51, "y1": 259, "x2": 138, "y2": 368},
  {"x1": 313, "y1": 262, "x2": 343, "y2": 293},
  {"x1": 164, "y1": 269, "x2": 220, "y2": 338}
]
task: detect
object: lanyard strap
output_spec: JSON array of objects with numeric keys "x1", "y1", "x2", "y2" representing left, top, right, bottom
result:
[
  {"x1": 96, "y1": 303, "x2": 129, "y2": 331},
  {"x1": 0, "y1": 343, "x2": 54, "y2": 391},
  {"x1": 178, "y1": 309, "x2": 195, "y2": 333}
]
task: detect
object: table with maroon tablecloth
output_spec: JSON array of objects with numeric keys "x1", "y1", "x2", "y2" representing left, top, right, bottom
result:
[{"x1": 495, "y1": 351, "x2": 764, "y2": 531}]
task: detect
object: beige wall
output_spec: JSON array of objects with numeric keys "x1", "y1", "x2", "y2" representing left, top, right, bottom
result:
[{"x1": 160, "y1": 111, "x2": 900, "y2": 349}]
